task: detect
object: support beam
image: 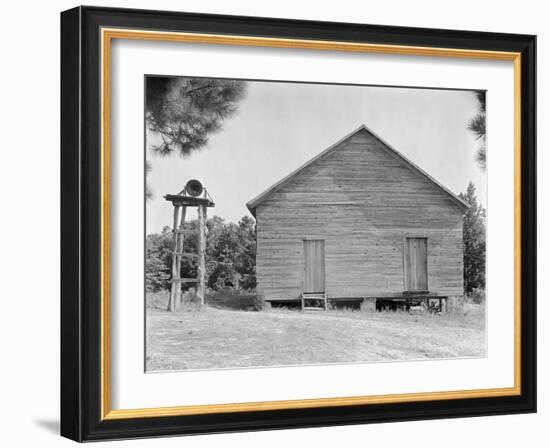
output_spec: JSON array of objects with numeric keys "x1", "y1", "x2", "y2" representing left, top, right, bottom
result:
[
  {"x1": 168, "y1": 205, "x2": 181, "y2": 312},
  {"x1": 174, "y1": 207, "x2": 187, "y2": 309},
  {"x1": 197, "y1": 204, "x2": 207, "y2": 306}
]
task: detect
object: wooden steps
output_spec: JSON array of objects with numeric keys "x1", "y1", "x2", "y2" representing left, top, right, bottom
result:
[{"x1": 301, "y1": 292, "x2": 328, "y2": 311}]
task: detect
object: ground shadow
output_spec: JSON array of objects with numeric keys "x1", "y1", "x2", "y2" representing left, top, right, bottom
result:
[{"x1": 34, "y1": 419, "x2": 59, "y2": 435}]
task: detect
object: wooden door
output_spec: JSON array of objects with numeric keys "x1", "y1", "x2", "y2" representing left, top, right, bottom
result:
[
  {"x1": 404, "y1": 237, "x2": 428, "y2": 292},
  {"x1": 303, "y1": 240, "x2": 325, "y2": 293}
]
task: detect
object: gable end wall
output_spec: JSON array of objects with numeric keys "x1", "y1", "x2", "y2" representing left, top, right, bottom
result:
[{"x1": 255, "y1": 130, "x2": 465, "y2": 300}]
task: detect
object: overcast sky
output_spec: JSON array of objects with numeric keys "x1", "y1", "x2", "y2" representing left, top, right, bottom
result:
[{"x1": 146, "y1": 80, "x2": 486, "y2": 234}]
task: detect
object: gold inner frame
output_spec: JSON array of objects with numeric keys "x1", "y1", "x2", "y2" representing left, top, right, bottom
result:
[{"x1": 100, "y1": 27, "x2": 522, "y2": 421}]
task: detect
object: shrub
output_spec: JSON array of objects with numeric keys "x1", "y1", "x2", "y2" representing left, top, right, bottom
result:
[
  {"x1": 469, "y1": 288, "x2": 486, "y2": 304},
  {"x1": 206, "y1": 288, "x2": 258, "y2": 311},
  {"x1": 253, "y1": 294, "x2": 265, "y2": 311},
  {"x1": 146, "y1": 290, "x2": 170, "y2": 310}
]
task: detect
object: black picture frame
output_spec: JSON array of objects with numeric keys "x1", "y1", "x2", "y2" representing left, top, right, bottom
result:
[{"x1": 61, "y1": 5, "x2": 536, "y2": 442}]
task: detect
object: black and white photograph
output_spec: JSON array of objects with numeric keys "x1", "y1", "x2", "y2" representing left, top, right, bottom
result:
[{"x1": 144, "y1": 76, "x2": 488, "y2": 372}]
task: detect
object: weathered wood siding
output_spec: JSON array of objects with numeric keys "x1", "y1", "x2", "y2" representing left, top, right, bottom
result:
[{"x1": 255, "y1": 129, "x2": 464, "y2": 300}]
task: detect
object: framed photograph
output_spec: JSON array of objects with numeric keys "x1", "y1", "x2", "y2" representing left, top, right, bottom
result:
[{"x1": 60, "y1": 6, "x2": 536, "y2": 442}]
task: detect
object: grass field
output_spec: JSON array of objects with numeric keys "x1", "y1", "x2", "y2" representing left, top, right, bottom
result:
[{"x1": 145, "y1": 291, "x2": 486, "y2": 371}]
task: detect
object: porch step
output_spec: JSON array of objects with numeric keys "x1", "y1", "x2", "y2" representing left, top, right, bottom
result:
[{"x1": 301, "y1": 292, "x2": 328, "y2": 311}]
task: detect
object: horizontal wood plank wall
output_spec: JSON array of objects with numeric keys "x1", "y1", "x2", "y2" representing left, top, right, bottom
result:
[{"x1": 255, "y1": 129, "x2": 464, "y2": 301}]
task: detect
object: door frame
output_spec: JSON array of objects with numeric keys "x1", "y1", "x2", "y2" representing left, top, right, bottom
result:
[
  {"x1": 302, "y1": 238, "x2": 326, "y2": 294},
  {"x1": 402, "y1": 236, "x2": 429, "y2": 293}
]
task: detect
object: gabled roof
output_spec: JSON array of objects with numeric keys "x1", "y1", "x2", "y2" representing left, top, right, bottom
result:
[{"x1": 246, "y1": 124, "x2": 470, "y2": 216}]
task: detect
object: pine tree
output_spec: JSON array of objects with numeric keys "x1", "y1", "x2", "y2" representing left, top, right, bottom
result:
[
  {"x1": 459, "y1": 182, "x2": 486, "y2": 295},
  {"x1": 146, "y1": 77, "x2": 247, "y2": 157},
  {"x1": 467, "y1": 91, "x2": 487, "y2": 170}
]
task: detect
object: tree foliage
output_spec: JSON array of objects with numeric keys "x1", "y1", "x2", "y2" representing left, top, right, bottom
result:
[
  {"x1": 459, "y1": 182, "x2": 486, "y2": 294},
  {"x1": 146, "y1": 77, "x2": 247, "y2": 157},
  {"x1": 145, "y1": 227, "x2": 173, "y2": 292},
  {"x1": 467, "y1": 91, "x2": 487, "y2": 170},
  {"x1": 145, "y1": 215, "x2": 256, "y2": 293},
  {"x1": 145, "y1": 161, "x2": 153, "y2": 201}
]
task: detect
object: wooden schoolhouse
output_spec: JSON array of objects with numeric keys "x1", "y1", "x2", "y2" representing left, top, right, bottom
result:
[{"x1": 246, "y1": 125, "x2": 469, "y2": 311}]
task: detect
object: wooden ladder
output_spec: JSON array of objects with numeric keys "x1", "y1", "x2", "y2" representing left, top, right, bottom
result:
[{"x1": 301, "y1": 292, "x2": 328, "y2": 311}]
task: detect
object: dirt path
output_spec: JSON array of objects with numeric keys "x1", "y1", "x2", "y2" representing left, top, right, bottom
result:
[{"x1": 146, "y1": 306, "x2": 486, "y2": 371}]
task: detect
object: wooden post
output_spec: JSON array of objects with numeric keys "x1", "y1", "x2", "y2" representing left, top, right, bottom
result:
[
  {"x1": 168, "y1": 205, "x2": 181, "y2": 312},
  {"x1": 197, "y1": 204, "x2": 207, "y2": 306},
  {"x1": 361, "y1": 298, "x2": 377, "y2": 313},
  {"x1": 174, "y1": 207, "x2": 187, "y2": 308}
]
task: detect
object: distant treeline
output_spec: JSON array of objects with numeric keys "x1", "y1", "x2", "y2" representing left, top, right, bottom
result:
[
  {"x1": 459, "y1": 181, "x2": 486, "y2": 298},
  {"x1": 146, "y1": 215, "x2": 256, "y2": 293}
]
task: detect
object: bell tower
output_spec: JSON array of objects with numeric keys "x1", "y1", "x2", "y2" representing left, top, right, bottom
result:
[{"x1": 164, "y1": 180, "x2": 215, "y2": 312}]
